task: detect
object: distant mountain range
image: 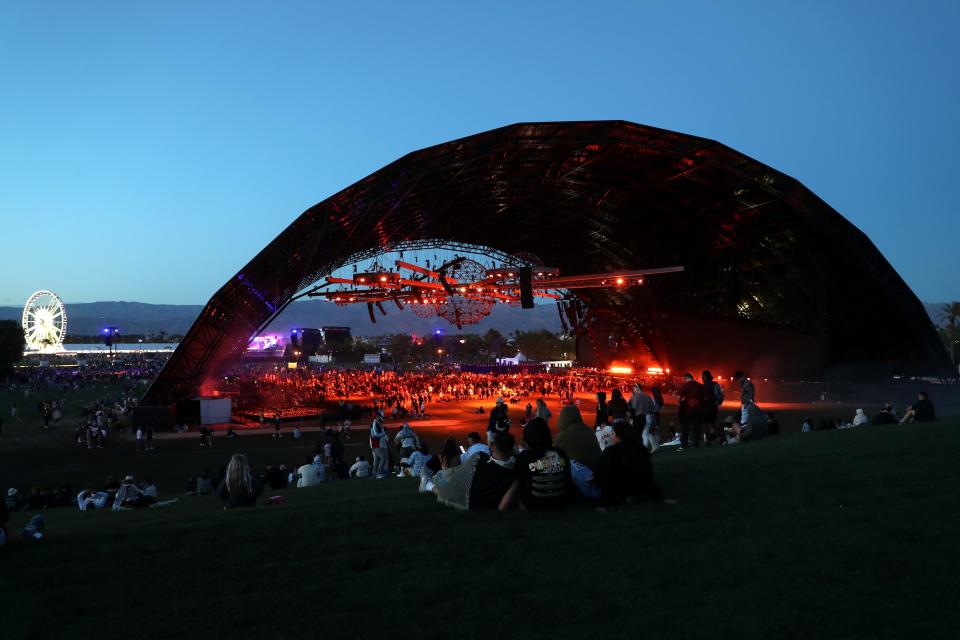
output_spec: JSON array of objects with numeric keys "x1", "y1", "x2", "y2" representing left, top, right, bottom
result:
[
  {"x1": 0, "y1": 300, "x2": 951, "y2": 338},
  {"x1": 0, "y1": 300, "x2": 563, "y2": 337}
]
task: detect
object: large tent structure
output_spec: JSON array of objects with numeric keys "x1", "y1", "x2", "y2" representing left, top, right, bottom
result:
[{"x1": 142, "y1": 121, "x2": 951, "y2": 406}]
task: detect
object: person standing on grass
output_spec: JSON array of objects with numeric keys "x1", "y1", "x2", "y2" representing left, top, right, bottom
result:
[
  {"x1": 273, "y1": 410, "x2": 282, "y2": 438},
  {"x1": 487, "y1": 397, "x2": 510, "y2": 445},
  {"x1": 608, "y1": 388, "x2": 629, "y2": 422},
  {"x1": 699, "y1": 371, "x2": 723, "y2": 446},
  {"x1": 594, "y1": 392, "x2": 609, "y2": 427},
  {"x1": 145, "y1": 423, "x2": 155, "y2": 451},
  {"x1": 395, "y1": 422, "x2": 419, "y2": 459},
  {"x1": 734, "y1": 371, "x2": 755, "y2": 407},
  {"x1": 678, "y1": 373, "x2": 703, "y2": 450},
  {"x1": 370, "y1": 416, "x2": 388, "y2": 478},
  {"x1": 627, "y1": 383, "x2": 656, "y2": 449},
  {"x1": 135, "y1": 425, "x2": 145, "y2": 453}
]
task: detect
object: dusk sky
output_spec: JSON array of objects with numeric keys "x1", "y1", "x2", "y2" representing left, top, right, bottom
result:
[{"x1": 2, "y1": 1, "x2": 958, "y2": 306}]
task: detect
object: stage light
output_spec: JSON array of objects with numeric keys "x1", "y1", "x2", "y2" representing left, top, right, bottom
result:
[
  {"x1": 616, "y1": 277, "x2": 624, "y2": 285},
  {"x1": 609, "y1": 365, "x2": 633, "y2": 375},
  {"x1": 646, "y1": 366, "x2": 663, "y2": 374}
]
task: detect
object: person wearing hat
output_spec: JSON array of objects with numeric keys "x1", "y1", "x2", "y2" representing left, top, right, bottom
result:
[
  {"x1": 486, "y1": 397, "x2": 510, "y2": 445},
  {"x1": 112, "y1": 475, "x2": 151, "y2": 510}
]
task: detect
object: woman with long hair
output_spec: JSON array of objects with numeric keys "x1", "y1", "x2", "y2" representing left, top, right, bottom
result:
[
  {"x1": 217, "y1": 454, "x2": 261, "y2": 508},
  {"x1": 608, "y1": 388, "x2": 629, "y2": 422}
]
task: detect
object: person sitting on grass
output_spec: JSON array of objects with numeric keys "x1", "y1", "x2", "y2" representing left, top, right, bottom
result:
[
  {"x1": 419, "y1": 437, "x2": 460, "y2": 493},
  {"x1": 594, "y1": 420, "x2": 672, "y2": 510},
  {"x1": 196, "y1": 469, "x2": 213, "y2": 495},
  {"x1": 264, "y1": 464, "x2": 288, "y2": 490},
  {"x1": 733, "y1": 400, "x2": 768, "y2": 442},
  {"x1": 555, "y1": 404, "x2": 602, "y2": 470},
  {"x1": 141, "y1": 478, "x2": 159, "y2": 500},
  {"x1": 900, "y1": 391, "x2": 936, "y2": 425},
  {"x1": 434, "y1": 432, "x2": 517, "y2": 510},
  {"x1": 398, "y1": 443, "x2": 432, "y2": 478},
  {"x1": 217, "y1": 454, "x2": 262, "y2": 508},
  {"x1": 852, "y1": 409, "x2": 869, "y2": 427},
  {"x1": 871, "y1": 403, "x2": 899, "y2": 425},
  {"x1": 77, "y1": 489, "x2": 110, "y2": 511},
  {"x1": 297, "y1": 456, "x2": 325, "y2": 487},
  {"x1": 500, "y1": 418, "x2": 572, "y2": 511},
  {"x1": 113, "y1": 475, "x2": 153, "y2": 510},
  {"x1": 459, "y1": 431, "x2": 489, "y2": 463},
  {"x1": 349, "y1": 455, "x2": 370, "y2": 478},
  {"x1": 765, "y1": 412, "x2": 781, "y2": 436}
]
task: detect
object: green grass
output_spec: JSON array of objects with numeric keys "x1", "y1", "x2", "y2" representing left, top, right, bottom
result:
[{"x1": 2, "y1": 415, "x2": 959, "y2": 639}]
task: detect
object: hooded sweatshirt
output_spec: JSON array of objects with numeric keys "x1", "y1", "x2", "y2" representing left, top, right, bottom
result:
[{"x1": 554, "y1": 405, "x2": 602, "y2": 469}]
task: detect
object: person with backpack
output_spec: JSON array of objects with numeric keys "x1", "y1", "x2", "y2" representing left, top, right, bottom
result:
[{"x1": 700, "y1": 370, "x2": 724, "y2": 445}]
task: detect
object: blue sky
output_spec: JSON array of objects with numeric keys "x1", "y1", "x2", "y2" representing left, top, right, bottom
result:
[{"x1": 1, "y1": 1, "x2": 958, "y2": 305}]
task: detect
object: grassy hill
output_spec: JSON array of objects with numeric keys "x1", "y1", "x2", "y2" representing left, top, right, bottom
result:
[{"x1": 2, "y1": 415, "x2": 958, "y2": 639}]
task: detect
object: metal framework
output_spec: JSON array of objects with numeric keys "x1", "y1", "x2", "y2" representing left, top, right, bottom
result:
[{"x1": 143, "y1": 120, "x2": 952, "y2": 405}]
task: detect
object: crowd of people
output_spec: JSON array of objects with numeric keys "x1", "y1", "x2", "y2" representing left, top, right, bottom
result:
[
  {"x1": 800, "y1": 391, "x2": 937, "y2": 432},
  {"x1": 1, "y1": 358, "x2": 945, "y2": 544},
  {"x1": 223, "y1": 366, "x2": 600, "y2": 417}
]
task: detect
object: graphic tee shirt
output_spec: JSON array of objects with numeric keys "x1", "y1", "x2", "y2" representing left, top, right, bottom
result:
[{"x1": 514, "y1": 447, "x2": 571, "y2": 510}]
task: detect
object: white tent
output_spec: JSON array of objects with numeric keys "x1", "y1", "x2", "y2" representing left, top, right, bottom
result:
[{"x1": 497, "y1": 352, "x2": 529, "y2": 365}]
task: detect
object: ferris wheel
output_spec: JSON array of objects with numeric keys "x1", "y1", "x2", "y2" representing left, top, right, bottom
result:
[{"x1": 22, "y1": 290, "x2": 68, "y2": 352}]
